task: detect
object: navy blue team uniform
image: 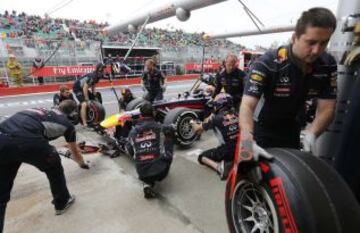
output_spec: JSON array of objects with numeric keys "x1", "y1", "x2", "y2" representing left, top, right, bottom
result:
[
  {"x1": 73, "y1": 72, "x2": 99, "y2": 103},
  {"x1": 128, "y1": 118, "x2": 174, "y2": 186},
  {"x1": 0, "y1": 108, "x2": 76, "y2": 231},
  {"x1": 53, "y1": 92, "x2": 75, "y2": 106},
  {"x1": 244, "y1": 45, "x2": 337, "y2": 148},
  {"x1": 213, "y1": 68, "x2": 246, "y2": 111},
  {"x1": 198, "y1": 109, "x2": 239, "y2": 164},
  {"x1": 142, "y1": 69, "x2": 165, "y2": 102}
]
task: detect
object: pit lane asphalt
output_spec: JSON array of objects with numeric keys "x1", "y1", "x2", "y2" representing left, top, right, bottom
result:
[{"x1": 2, "y1": 81, "x2": 228, "y2": 233}]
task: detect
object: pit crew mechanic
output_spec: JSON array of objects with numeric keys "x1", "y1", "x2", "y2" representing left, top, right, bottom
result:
[
  {"x1": 119, "y1": 87, "x2": 135, "y2": 110},
  {"x1": 0, "y1": 100, "x2": 89, "y2": 233},
  {"x1": 128, "y1": 103, "x2": 174, "y2": 199},
  {"x1": 73, "y1": 63, "x2": 105, "y2": 127},
  {"x1": 192, "y1": 93, "x2": 239, "y2": 180},
  {"x1": 53, "y1": 85, "x2": 75, "y2": 106},
  {"x1": 239, "y1": 7, "x2": 337, "y2": 155},
  {"x1": 213, "y1": 54, "x2": 247, "y2": 111},
  {"x1": 141, "y1": 59, "x2": 166, "y2": 102}
]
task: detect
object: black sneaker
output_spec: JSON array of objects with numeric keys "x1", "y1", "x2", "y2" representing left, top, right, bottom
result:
[
  {"x1": 143, "y1": 184, "x2": 157, "y2": 199},
  {"x1": 55, "y1": 195, "x2": 76, "y2": 215},
  {"x1": 218, "y1": 161, "x2": 231, "y2": 181}
]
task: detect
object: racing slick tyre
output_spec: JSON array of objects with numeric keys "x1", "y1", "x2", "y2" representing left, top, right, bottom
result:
[
  {"x1": 225, "y1": 148, "x2": 360, "y2": 233},
  {"x1": 125, "y1": 98, "x2": 148, "y2": 111},
  {"x1": 163, "y1": 107, "x2": 199, "y2": 147},
  {"x1": 89, "y1": 91, "x2": 102, "y2": 104},
  {"x1": 94, "y1": 92, "x2": 102, "y2": 104},
  {"x1": 85, "y1": 100, "x2": 106, "y2": 126}
]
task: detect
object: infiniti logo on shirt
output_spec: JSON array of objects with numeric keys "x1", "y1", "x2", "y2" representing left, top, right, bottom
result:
[
  {"x1": 279, "y1": 76, "x2": 290, "y2": 83},
  {"x1": 140, "y1": 141, "x2": 152, "y2": 148}
]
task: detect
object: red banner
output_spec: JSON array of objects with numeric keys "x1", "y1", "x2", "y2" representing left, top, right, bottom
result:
[
  {"x1": 184, "y1": 63, "x2": 220, "y2": 71},
  {"x1": 31, "y1": 65, "x2": 97, "y2": 77}
]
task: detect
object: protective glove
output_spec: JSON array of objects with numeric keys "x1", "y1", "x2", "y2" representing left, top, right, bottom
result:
[
  {"x1": 240, "y1": 130, "x2": 273, "y2": 162},
  {"x1": 302, "y1": 131, "x2": 316, "y2": 153}
]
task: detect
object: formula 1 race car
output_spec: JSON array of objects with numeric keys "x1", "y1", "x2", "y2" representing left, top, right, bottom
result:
[{"x1": 95, "y1": 75, "x2": 215, "y2": 156}]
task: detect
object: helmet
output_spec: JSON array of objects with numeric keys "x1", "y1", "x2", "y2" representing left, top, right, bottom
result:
[
  {"x1": 121, "y1": 87, "x2": 133, "y2": 99},
  {"x1": 213, "y1": 93, "x2": 233, "y2": 112}
]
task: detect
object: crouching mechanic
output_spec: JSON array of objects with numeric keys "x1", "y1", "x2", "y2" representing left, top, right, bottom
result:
[
  {"x1": 119, "y1": 87, "x2": 135, "y2": 110},
  {"x1": 191, "y1": 93, "x2": 239, "y2": 180},
  {"x1": 128, "y1": 103, "x2": 174, "y2": 198},
  {"x1": 0, "y1": 100, "x2": 89, "y2": 233},
  {"x1": 53, "y1": 85, "x2": 75, "y2": 106},
  {"x1": 73, "y1": 63, "x2": 105, "y2": 127}
]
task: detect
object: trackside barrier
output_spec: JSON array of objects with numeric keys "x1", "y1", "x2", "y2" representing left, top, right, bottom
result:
[{"x1": 0, "y1": 74, "x2": 199, "y2": 97}]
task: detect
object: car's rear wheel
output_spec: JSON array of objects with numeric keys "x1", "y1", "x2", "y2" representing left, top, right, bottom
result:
[
  {"x1": 226, "y1": 148, "x2": 360, "y2": 233},
  {"x1": 163, "y1": 107, "x2": 199, "y2": 147},
  {"x1": 125, "y1": 98, "x2": 148, "y2": 111}
]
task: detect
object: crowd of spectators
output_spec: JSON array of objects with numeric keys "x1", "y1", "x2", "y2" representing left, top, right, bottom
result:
[{"x1": 0, "y1": 10, "x2": 242, "y2": 51}]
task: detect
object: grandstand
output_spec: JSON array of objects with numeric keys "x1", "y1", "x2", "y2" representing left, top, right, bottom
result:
[{"x1": 0, "y1": 10, "x2": 243, "y2": 85}]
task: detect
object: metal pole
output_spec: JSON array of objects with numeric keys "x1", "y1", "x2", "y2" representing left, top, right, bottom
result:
[{"x1": 123, "y1": 15, "x2": 150, "y2": 61}]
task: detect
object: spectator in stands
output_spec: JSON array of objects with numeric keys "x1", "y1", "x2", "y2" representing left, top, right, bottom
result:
[
  {"x1": 33, "y1": 57, "x2": 45, "y2": 85},
  {"x1": 6, "y1": 54, "x2": 23, "y2": 87}
]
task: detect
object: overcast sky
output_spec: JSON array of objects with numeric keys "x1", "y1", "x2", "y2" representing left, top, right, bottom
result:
[{"x1": 1, "y1": 0, "x2": 338, "y2": 49}]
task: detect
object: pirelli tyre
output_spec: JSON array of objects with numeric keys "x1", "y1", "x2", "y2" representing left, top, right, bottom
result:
[
  {"x1": 86, "y1": 100, "x2": 106, "y2": 126},
  {"x1": 163, "y1": 107, "x2": 199, "y2": 147},
  {"x1": 225, "y1": 148, "x2": 360, "y2": 233},
  {"x1": 94, "y1": 92, "x2": 102, "y2": 104},
  {"x1": 125, "y1": 98, "x2": 148, "y2": 111}
]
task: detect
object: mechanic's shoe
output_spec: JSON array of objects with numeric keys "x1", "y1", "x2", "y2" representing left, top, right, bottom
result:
[
  {"x1": 218, "y1": 161, "x2": 231, "y2": 181},
  {"x1": 143, "y1": 184, "x2": 157, "y2": 199},
  {"x1": 55, "y1": 195, "x2": 76, "y2": 215}
]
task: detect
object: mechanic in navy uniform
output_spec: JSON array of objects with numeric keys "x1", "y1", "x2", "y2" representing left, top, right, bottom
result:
[
  {"x1": 128, "y1": 103, "x2": 174, "y2": 198},
  {"x1": 213, "y1": 54, "x2": 247, "y2": 112},
  {"x1": 119, "y1": 87, "x2": 135, "y2": 110},
  {"x1": 0, "y1": 100, "x2": 89, "y2": 232},
  {"x1": 141, "y1": 59, "x2": 165, "y2": 102},
  {"x1": 239, "y1": 7, "x2": 337, "y2": 155},
  {"x1": 73, "y1": 63, "x2": 105, "y2": 127},
  {"x1": 53, "y1": 85, "x2": 75, "y2": 106},
  {"x1": 192, "y1": 93, "x2": 239, "y2": 180}
]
